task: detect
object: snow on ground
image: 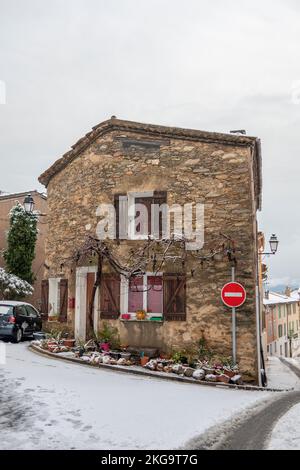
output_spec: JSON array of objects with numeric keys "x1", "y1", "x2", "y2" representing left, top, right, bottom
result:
[
  {"x1": 266, "y1": 356, "x2": 300, "y2": 390},
  {"x1": 0, "y1": 341, "x2": 270, "y2": 450},
  {"x1": 267, "y1": 403, "x2": 300, "y2": 450}
]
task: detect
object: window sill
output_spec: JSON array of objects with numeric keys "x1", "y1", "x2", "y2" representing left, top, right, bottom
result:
[{"x1": 120, "y1": 318, "x2": 164, "y2": 323}]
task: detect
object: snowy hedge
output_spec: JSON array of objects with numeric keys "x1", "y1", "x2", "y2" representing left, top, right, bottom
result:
[{"x1": 0, "y1": 267, "x2": 33, "y2": 300}]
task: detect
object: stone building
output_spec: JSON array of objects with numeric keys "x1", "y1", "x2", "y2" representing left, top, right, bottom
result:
[
  {"x1": 0, "y1": 190, "x2": 47, "y2": 308},
  {"x1": 39, "y1": 117, "x2": 262, "y2": 383},
  {"x1": 264, "y1": 289, "x2": 300, "y2": 358}
]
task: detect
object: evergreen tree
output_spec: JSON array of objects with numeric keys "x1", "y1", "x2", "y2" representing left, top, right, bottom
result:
[{"x1": 4, "y1": 202, "x2": 38, "y2": 285}]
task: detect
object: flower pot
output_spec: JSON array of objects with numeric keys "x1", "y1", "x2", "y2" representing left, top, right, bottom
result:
[
  {"x1": 120, "y1": 352, "x2": 131, "y2": 360},
  {"x1": 100, "y1": 342, "x2": 110, "y2": 352},
  {"x1": 62, "y1": 339, "x2": 76, "y2": 348},
  {"x1": 121, "y1": 314, "x2": 131, "y2": 320},
  {"x1": 136, "y1": 310, "x2": 147, "y2": 320},
  {"x1": 140, "y1": 356, "x2": 150, "y2": 367},
  {"x1": 48, "y1": 316, "x2": 59, "y2": 322}
]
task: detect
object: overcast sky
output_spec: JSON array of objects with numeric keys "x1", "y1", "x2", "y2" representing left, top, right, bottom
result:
[{"x1": 0, "y1": 0, "x2": 300, "y2": 287}]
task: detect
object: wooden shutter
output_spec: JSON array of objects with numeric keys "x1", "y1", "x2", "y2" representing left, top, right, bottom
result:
[
  {"x1": 100, "y1": 274, "x2": 121, "y2": 319},
  {"x1": 163, "y1": 273, "x2": 186, "y2": 321},
  {"x1": 152, "y1": 191, "x2": 167, "y2": 238},
  {"x1": 40, "y1": 279, "x2": 49, "y2": 315},
  {"x1": 114, "y1": 194, "x2": 128, "y2": 239},
  {"x1": 59, "y1": 279, "x2": 68, "y2": 322}
]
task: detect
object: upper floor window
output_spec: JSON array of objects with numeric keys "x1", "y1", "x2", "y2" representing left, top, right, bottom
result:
[{"x1": 114, "y1": 191, "x2": 167, "y2": 240}]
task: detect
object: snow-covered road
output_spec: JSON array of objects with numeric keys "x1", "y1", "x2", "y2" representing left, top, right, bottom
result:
[{"x1": 0, "y1": 341, "x2": 270, "y2": 450}]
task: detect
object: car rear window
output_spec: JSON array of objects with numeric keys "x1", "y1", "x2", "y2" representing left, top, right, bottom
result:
[{"x1": 0, "y1": 305, "x2": 14, "y2": 316}]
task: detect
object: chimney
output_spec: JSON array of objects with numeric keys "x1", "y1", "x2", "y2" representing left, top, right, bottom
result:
[
  {"x1": 265, "y1": 290, "x2": 269, "y2": 300},
  {"x1": 285, "y1": 286, "x2": 291, "y2": 297}
]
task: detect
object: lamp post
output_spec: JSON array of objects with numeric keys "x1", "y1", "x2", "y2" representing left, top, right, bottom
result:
[
  {"x1": 257, "y1": 233, "x2": 279, "y2": 387},
  {"x1": 260, "y1": 234, "x2": 279, "y2": 256},
  {"x1": 23, "y1": 194, "x2": 35, "y2": 214}
]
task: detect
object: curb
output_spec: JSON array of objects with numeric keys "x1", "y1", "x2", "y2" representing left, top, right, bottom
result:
[{"x1": 29, "y1": 344, "x2": 292, "y2": 393}]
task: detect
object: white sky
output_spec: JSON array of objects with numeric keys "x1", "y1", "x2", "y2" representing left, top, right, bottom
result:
[{"x1": 0, "y1": 0, "x2": 300, "y2": 285}]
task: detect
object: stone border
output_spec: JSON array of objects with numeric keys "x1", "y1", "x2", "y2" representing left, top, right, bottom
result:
[{"x1": 29, "y1": 344, "x2": 292, "y2": 393}]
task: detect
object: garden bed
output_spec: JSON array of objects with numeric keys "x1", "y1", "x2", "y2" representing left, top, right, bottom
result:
[{"x1": 29, "y1": 339, "x2": 289, "y2": 393}]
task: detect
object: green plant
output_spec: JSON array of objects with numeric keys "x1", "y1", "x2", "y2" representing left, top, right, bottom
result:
[
  {"x1": 198, "y1": 337, "x2": 213, "y2": 361},
  {"x1": 46, "y1": 329, "x2": 62, "y2": 341},
  {"x1": 97, "y1": 322, "x2": 120, "y2": 349}
]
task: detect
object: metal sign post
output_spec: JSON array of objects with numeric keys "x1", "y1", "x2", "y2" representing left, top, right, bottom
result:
[
  {"x1": 231, "y1": 266, "x2": 236, "y2": 365},
  {"x1": 221, "y1": 270, "x2": 246, "y2": 367}
]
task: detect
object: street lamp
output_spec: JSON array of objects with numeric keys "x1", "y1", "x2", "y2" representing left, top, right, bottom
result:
[
  {"x1": 260, "y1": 234, "x2": 279, "y2": 255},
  {"x1": 23, "y1": 194, "x2": 35, "y2": 213}
]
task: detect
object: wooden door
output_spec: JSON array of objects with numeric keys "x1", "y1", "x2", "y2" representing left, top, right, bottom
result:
[{"x1": 86, "y1": 272, "x2": 95, "y2": 337}]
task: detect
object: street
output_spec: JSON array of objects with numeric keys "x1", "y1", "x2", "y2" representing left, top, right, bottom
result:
[{"x1": 0, "y1": 341, "x2": 271, "y2": 450}]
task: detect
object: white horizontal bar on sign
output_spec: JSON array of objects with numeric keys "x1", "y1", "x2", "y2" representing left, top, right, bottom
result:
[{"x1": 224, "y1": 293, "x2": 243, "y2": 298}]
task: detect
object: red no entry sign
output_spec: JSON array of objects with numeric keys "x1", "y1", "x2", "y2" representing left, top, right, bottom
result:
[{"x1": 221, "y1": 282, "x2": 246, "y2": 308}]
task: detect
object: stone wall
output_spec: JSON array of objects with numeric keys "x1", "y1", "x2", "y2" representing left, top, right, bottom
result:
[{"x1": 43, "y1": 126, "x2": 260, "y2": 382}]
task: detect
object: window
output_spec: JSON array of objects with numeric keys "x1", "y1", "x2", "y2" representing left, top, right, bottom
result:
[
  {"x1": 115, "y1": 191, "x2": 167, "y2": 240},
  {"x1": 284, "y1": 323, "x2": 287, "y2": 336},
  {"x1": 278, "y1": 325, "x2": 283, "y2": 338},
  {"x1": 278, "y1": 305, "x2": 281, "y2": 319},
  {"x1": 293, "y1": 303, "x2": 296, "y2": 314},
  {"x1": 26, "y1": 306, "x2": 39, "y2": 318},
  {"x1": 15, "y1": 305, "x2": 28, "y2": 317},
  {"x1": 128, "y1": 274, "x2": 163, "y2": 317},
  {"x1": 123, "y1": 273, "x2": 186, "y2": 321}
]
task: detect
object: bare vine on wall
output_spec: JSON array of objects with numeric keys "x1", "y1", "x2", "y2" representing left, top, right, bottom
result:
[{"x1": 64, "y1": 233, "x2": 237, "y2": 333}]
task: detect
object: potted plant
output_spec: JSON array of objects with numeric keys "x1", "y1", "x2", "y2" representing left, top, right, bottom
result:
[
  {"x1": 97, "y1": 322, "x2": 120, "y2": 351},
  {"x1": 121, "y1": 313, "x2": 131, "y2": 320},
  {"x1": 62, "y1": 338, "x2": 76, "y2": 348},
  {"x1": 136, "y1": 309, "x2": 147, "y2": 320}
]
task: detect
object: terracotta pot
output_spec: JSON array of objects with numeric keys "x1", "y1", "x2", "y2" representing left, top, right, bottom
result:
[
  {"x1": 140, "y1": 356, "x2": 150, "y2": 367},
  {"x1": 62, "y1": 339, "x2": 76, "y2": 348}
]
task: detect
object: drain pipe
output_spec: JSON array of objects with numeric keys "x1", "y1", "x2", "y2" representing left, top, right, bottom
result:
[{"x1": 255, "y1": 284, "x2": 262, "y2": 387}]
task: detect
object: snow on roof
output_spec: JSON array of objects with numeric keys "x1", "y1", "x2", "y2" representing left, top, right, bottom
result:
[{"x1": 264, "y1": 290, "x2": 300, "y2": 305}]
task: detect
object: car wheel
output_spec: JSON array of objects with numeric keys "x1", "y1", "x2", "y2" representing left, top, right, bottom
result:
[{"x1": 12, "y1": 328, "x2": 23, "y2": 343}]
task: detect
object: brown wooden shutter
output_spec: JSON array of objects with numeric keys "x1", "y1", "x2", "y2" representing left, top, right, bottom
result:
[
  {"x1": 114, "y1": 194, "x2": 127, "y2": 239},
  {"x1": 100, "y1": 274, "x2": 121, "y2": 319},
  {"x1": 40, "y1": 279, "x2": 49, "y2": 315},
  {"x1": 153, "y1": 191, "x2": 167, "y2": 238},
  {"x1": 59, "y1": 279, "x2": 68, "y2": 322},
  {"x1": 163, "y1": 273, "x2": 186, "y2": 321}
]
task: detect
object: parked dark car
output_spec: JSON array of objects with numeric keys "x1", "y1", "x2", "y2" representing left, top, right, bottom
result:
[{"x1": 0, "y1": 301, "x2": 42, "y2": 343}]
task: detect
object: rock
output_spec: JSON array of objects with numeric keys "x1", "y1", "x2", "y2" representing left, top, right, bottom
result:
[
  {"x1": 184, "y1": 367, "x2": 195, "y2": 378},
  {"x1": 156, "y1": 363, "x2": 164, "y2": 372},
  {"x1": 172, "y1": 364, "x2": 184, "y2": 375},
  {"x1": 102, "y1": 355, "x2": 111, "y2": 364},
  {"x1": 203, "y1": 367, "x2": 216, "y2": 375},
  {"x1": 205, "y1": 374, "x2": 218, "y2": 382},
  {"x1": 223, "y1": 369, "x2": 236, "y2": 378},
  {"x1": 217, "y1": 374, "x2": 230, "y2": 384},
  {"x1": 117, "y1": 358, "x2": 127, "y2": 365},
  {"x1": 163, "y1": 366, "x2": 173, "y2": 373},
  {"x1": 145, "y1": 360, "x2": 157, "y2": 371},
  {"x1": 230, "y1": 375, "x2": 243, "y2": 385},
  {"x1": 192, "y1": 369, "x2": 205, "y2": 380}
]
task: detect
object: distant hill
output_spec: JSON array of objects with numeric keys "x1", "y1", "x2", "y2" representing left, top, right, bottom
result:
[{"x1": 268, "y1": 284, "x2": 298, "y2": 294}]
